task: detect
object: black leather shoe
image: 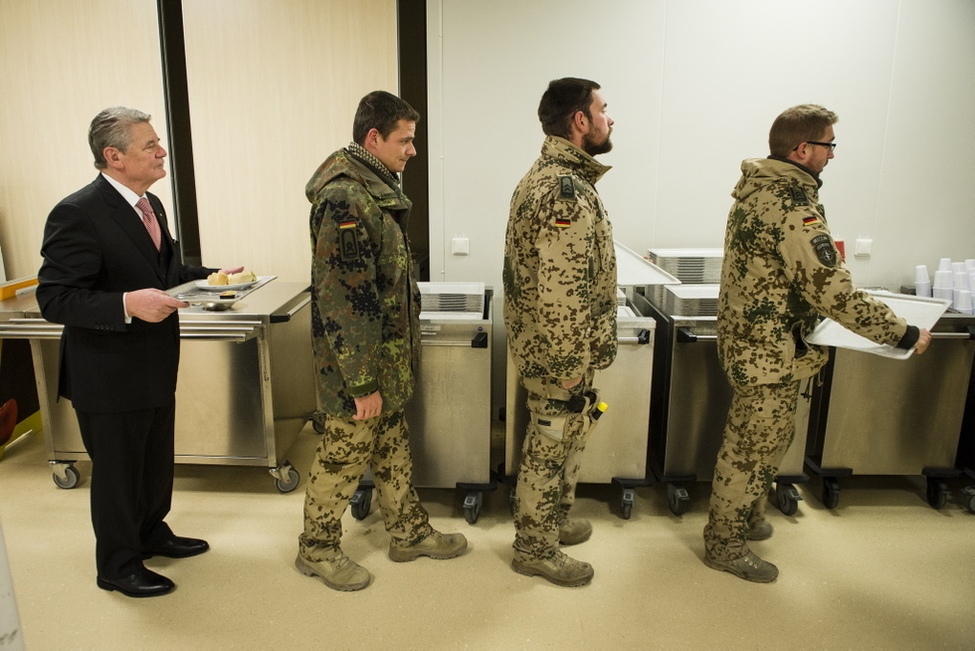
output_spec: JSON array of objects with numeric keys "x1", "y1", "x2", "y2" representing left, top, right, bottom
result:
[
  {"x1": 97, "y1": 568, "x2": 175, "y2": 598},
  {"x1": 142, "y1": 536, "x2": 210, "y2": 559}
]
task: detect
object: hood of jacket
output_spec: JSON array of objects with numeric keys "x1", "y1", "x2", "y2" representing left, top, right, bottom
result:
[
  {"x1": 305, "y1": 148, "x2": 403, "y2": 205},
  {"x1": 731, "y1": 157, "x2": 821, "y2": 204}
]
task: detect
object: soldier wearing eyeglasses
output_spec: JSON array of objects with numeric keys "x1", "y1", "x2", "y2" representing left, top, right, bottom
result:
[{"x1": 704, "y1": 104, "x2": 932, "y2": 583}]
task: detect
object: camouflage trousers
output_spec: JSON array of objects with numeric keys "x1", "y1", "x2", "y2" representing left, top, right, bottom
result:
[
  {"x1": 299, "y1": 409, "x2": 432, "y2": 560},
  {"x1": 704, "y1": 381, "x2": 800, "y2": 561},
  {"x1": 513, "y1": 371, "x2": 599, "y2": 561}
]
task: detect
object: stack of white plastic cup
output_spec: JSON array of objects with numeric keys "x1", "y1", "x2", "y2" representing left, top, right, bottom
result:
[
  {"x1": 915, "y1": 265, "x2": 932, "y2": 297},
  {"x1": 957, "y1": 263, "x2": 975, "y2": 313},
  {"x1": 954, "y1": 289, "x2": 973, "y2": 314},
  {"x1": 933, "y1": 269, "x2": 954, "y2": 300}
]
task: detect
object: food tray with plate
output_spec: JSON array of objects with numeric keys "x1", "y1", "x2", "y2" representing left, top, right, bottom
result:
[{"x1": 167, "y1": 275, "x2": 277, "y2": 309}]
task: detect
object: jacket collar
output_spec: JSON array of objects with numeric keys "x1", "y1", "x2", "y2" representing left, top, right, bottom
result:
[{"x1": 541, "y1": 136, "x2": 612, "y2": 185}]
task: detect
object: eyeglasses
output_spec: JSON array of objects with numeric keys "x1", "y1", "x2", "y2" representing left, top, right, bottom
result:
[{"x1": 806, "y1": 140, "x2": 837, "y2": 151}]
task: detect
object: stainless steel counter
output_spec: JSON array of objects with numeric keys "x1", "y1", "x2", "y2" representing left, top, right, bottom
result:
[
  {"x1": 0, "y1": 280, "x2": 316, "y2": 492},
  {"x1": 805, "y1": 312, "x2": 975, "y2": 509},
  {"x1": 504, "y1": 303, "x2": 656, "y2": 519},
  {"x1": 641, "y1": 290, "x2": 809, "y2": 517}
]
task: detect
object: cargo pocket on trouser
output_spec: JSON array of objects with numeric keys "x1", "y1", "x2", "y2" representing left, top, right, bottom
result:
[{"x1": 532, "y1": 412, "x2": 571, "y2": 443}]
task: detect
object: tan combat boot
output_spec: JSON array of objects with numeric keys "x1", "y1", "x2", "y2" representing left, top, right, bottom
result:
[
  {"x1": 558, "y1": 518, "x2": 593, "y2": 546},
  {"x1": 747, "y1": 519, "x2": 773, "y2": 541},
  {"x1": 704, "y1": 551, "x2": 778, "y2": 583},
  {"x1": 388, "y1": 530, "x2": 468, "y2": 562},
  {"x1": 512, "y1": 549, "x2": 594, "y2": 587},
  {"x1": 294, "y1": 551, "x2": 371, "y2": 591}
]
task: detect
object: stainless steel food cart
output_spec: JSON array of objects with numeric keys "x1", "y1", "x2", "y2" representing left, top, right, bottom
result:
[
  {"x1": 805, "y1": 310, "x2": 975, "y2": 509},
  {"x1": 642, "y1": 277, "x2": 810, "y2": 517},
  {"x1": 503, "y1": 243, "x2": 672, "y2": 519},
  {"x1": 348, "y1": 283, "x2": 495, "y2": 524},
  {"x1": 0, "y1": 279, "x2": 316, "y2": 493}
]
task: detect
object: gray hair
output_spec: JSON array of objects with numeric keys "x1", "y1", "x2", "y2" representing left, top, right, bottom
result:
[{"x1": 88, "y1": 106, "x2": 152, "y2": 169}]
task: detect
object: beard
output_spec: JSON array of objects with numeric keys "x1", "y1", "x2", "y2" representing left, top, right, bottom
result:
[{"x1": 583, "y1": 130, "x2": 613, "y2": 156}]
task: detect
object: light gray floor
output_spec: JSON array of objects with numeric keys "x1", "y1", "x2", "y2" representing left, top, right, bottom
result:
[{"x1": 0, "y1": 425, "x2": 972, "y2": 650}]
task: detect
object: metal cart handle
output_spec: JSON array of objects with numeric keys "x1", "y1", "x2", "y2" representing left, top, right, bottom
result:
[
  {"x1": 931, "y1": 329, "x2": 975, "y2": 340},
  {"x1": 179, "y1": 320, "x2": 262, "y2": 341},
  {"x1": 0, "y1": 319, "x2": 262, "y2": 342},
  {"x1": 618, "y1": 329, "x2": 652, "y2": 344},
  {"x1": 677, "y1": 327, "x2": 716, "y2": 343}
]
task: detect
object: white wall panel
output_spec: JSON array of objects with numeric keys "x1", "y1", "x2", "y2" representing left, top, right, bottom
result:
[
  {"x1": 0, "y1": 0, "x2": 167, "y2": 280},
  {"x1": 182, "y1": 0, "x2": 397, "y2": 280},
  {"x1": 428, "y1": 0, "x2": 975, "y2": 293}
]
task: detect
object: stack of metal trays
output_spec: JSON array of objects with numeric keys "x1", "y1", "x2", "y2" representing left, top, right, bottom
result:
[
  {"x1": 647, "y1": 248, "x2": 723, "y2": 284},
  {"x1": 419, "y1": 282, "x2": 486, "y2": 320},
  {"x1": 662, "y1": 284, "x2": 720, "y2": 317}
]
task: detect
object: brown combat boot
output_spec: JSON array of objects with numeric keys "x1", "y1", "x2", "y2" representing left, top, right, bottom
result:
[
  {"x1": 294, "y1": 551, "x2": 371, "y2": 591},
  {"x1": 512, "y1": 550, "x2": 594, "y2": 587},
  {"x1": 704, "y1": 551, "x2": 778, "y2": 583},
  {"x1": 747, "y1": 519, "x2": 774, "y2": 541},
  {"x1": 388, "y1": 530, "x2": 468, "y2": 562},
  {"x1": 558, "y1": 518, "x2": 593, "y2": 546}
]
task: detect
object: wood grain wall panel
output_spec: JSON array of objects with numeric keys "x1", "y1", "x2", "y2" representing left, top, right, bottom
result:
[
  {"x1": 0, "y1": 0, "x2": 168, "y2": 280},
  {"x1": 181, "y1": 0, "x2": 398, "y2": 281}
]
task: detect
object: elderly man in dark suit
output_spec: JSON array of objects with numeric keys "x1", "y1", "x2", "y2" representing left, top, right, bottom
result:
[{"x1": 37, "y1": 106, "x2": 237, "y2": 598}]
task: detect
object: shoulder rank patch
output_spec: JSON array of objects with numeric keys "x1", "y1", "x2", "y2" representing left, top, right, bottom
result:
[
  {"x1": 558, "y1": 175, "x2": 576, "y2": 201},
  {"x1": 790, "y1": 186, "x2": 809, "y2": 206},
  {"x1": 810, "y1": 234, "x2": 838, "y2": 267},
  {"x1": 339, "y1": 219, "x2": 359, "y2": 261}
]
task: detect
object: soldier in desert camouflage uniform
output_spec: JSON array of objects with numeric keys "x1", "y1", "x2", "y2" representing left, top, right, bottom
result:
[
  {"x1": 296, "y1": 91, "x2": 467, "y2": 592},
  {"x1": 704, "y1": 104, "x2": 932, "y2": 583},
  {"x1": 504, "y1": 78, "x2": 618, "y2": 587}
]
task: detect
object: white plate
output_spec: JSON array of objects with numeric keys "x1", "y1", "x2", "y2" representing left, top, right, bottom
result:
[{"x1": 195, "y1": 279, "x2": 258, "y2": 292}]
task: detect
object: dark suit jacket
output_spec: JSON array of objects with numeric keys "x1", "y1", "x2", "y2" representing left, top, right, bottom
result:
[{"x1": 37, "y1": 174, "x2": 213, "y2": 413}]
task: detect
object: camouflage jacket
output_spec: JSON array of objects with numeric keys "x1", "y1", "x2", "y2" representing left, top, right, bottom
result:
[
  {"x1": 306, "y1": 148, "x2": 420, "y2": 416},
  {"x1": 503, "y1": 136, "x2": 618, "y2": 381},
  {"x1": 717, "y1": 157, "x2": 909, "y2": 387}
]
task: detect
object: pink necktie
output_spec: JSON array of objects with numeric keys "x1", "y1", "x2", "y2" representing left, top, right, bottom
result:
[{"x1": 135, "y1": 197, "x2": 162, "y2": 250}]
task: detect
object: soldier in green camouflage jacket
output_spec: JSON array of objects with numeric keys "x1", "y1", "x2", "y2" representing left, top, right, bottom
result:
[
  {"x1": 504, "y1": 78, "x2": 618, "y2": 587},
  {"x1": 704, "y1": 104, "x2": 931, "y2": 583},
  {"x1": 296, "y1": 91, "x2": 467, "y2": 592}
]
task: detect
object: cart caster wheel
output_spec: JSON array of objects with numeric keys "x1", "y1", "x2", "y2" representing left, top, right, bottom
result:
[
  {"x1": 963, "y1": 486, "x2": 975, "y2": 514},
  {"x1": 350, "y1": 488, "x2": 372, "y2": 521},
  {"x1": 52, "y1": 464, "x2": 80, "y2": 489},
  {"x1": 274, "y1": 466, "x2": 300, "y2": 493},
  {"x1": 925, "y1": 478, "x2": 949, "y2": 510},
  {"x1": 463, "y1": 491, "x2": 483, "y2": 524},
  {"x1": 822, "y1": 477, "x2": 841, "y2": 509},
  {"x1": 620, "y1": 488, "x2": 635, "y2": 520},
  {"x1": 667, "y1": 483, "x2": 690, "y2": 516},
  {"x1": 775, "y1": 482, "x2": 802, "y2": 516}
]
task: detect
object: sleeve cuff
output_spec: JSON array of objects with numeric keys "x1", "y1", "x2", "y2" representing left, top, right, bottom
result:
[
  {"x1": 895, "y1": 325, "x2": 920, "y2": 350},
  {"x1": 348, "y1": 378, "x2": 380, "y2": 398}
]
